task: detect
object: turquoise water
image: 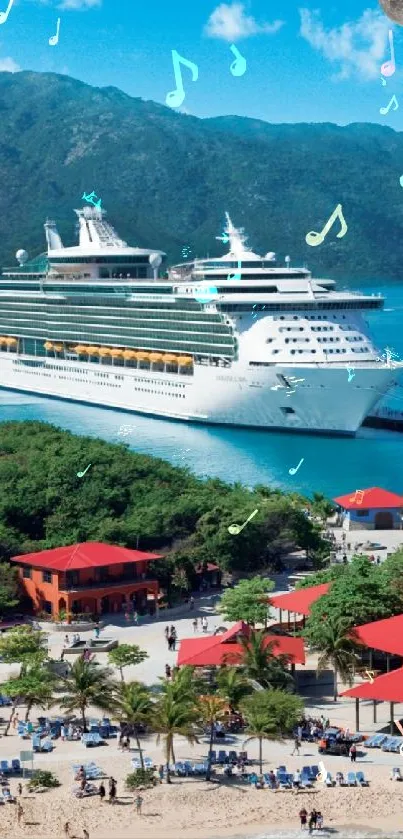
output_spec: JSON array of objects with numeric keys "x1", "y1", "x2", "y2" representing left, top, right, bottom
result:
[{"x1": 1, "y1": 279, "x2": 403, "y2": 499}]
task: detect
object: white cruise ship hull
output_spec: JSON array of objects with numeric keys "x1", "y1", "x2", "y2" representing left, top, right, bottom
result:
[{"x1": 0, "y1": 352, "x2": 395, "y2": 435}]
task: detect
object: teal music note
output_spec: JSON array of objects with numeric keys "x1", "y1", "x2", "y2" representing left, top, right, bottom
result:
[
  {"x1": 229, "y1": 44, "x2": 247, "y2": 77},
  {"x1": 288, "y1": 458, "x2": 304, "y2": 476},
  {"x1": 380, "y1": 94, "x2": 399, "y2": 115},
  {"x1": 77, "y1": 463, "x2": 91, "y2": 478},
  {"x1": 0, "y1": 0, "x2": 14, "y2": 24},
  {"x1": 166, "y1": 50, "x2": 199, "y2": 109}
]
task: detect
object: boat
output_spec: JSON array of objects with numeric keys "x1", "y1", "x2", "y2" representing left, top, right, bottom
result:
[{"x1": 0, "y1": 205, "x2": 398, "y2": 435}]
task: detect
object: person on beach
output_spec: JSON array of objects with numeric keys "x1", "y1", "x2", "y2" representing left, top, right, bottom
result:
[
  {"x1": 64, "y1": 822, "x2": 71, "y2": 838},
  {"x1": 109, "y1": 777, "x2": 117, "y2": 803},
  {"x1": 193, "y1": 617, "x2": 198, "y2": 633},
  {"x1": 202, "y1": 616, "x2": 208, "y2": 633},
  {"x1": 135, "y1": 793, "x2": 143, "y2": 815},
  {"x1": 13, "y1": 713, "x2": 19, "y2": 730},
  {"x1": 133, "y1": 611, "x2": 139, "y2": 626},
  {"x1": 349, "y1": 743, "x2": 357, "y2": 762},
  {"x1": 291, "y1": 735, "x2": 301, "y2": 755},
  {"x1": 316, "y1": 811, "x2": 323, "y2": 830},
  {"x1": 165, "y1": 663, "x2": 171, "y2": 679},
  {"x1": 299, "y1": 807, "x2": 308, "y2": 830},
  {"x1": 308, "y1": 809, "x2": 317, "y2": 834},
  {"x1": 83, "y1": 830, "x2": 89, "y2": 839},
  {"x1": 158, "y1": 765, "x2": 164, "y2": 782},
  {"x1": 165, "y1": 626, "x2": 170, "y2": 642},
  {"x1": 17, "y1": 782, "x2": 22, "y2": 796},
  {"x1": 99, "y1": 782, "x2": 105, "y2": 802}
]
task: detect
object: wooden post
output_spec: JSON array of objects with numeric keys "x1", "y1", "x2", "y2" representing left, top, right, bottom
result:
[
  {"x1": 369, "y1": 649, "x2": 373, "y2": 670},
  {"x1": 390, "y1": 702, "x2": 395, "y2": 735},
  {"x1": 293, "y1": 613, "x2": 297, "y2": 636},
  {"x1": 373, "y1": 700, "x2": 377, "y2": 724},
  {"x1": 279, "y1": 608, "x2": 282, "y2": 627},
  {"x1": 355, "y1": 697, "x2": 360, "y2": 732},
  {"x1": 387, "y1": 653, "x2": 390, "y2": 673}
]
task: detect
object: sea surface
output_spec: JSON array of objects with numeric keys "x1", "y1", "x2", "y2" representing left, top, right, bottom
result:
[{"x1": 1, "y1": 279, "x2": 403, "y2": 498}]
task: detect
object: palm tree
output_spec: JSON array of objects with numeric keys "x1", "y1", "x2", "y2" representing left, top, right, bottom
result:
[
  {"x1": 240, "y1": 690, "x2": 303, "y2": 774},
  {"x1": 59, "y1": 658, "x2": 116, "y2": 730},
  {"x1": 114, "y1": 681, "x2": 153, "y2": 770},
  {"x1": 216, "y1": 665, "x2": 252, "y2": 710},
  {"x1": 2, "y1": 664, "x2": 56, "y2": 731},
  {"x1": 152, "y1": 684, "x2": 199, "y2": 783},
  {"x1": 197, "y1": 695, "x2": 227, "y2": 781},
  {"x1": 164, "y1": 665, "x2": 199, "y2": 701},
  {"x1": 314, "y1": 617, "x2": 359, "y2": 701},
  {"x1": 237, "y1": 630, "x2": 294, "y2": 691}
]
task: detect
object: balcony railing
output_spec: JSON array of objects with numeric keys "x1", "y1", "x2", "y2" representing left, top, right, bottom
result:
[{"x1": 59, "y1": 574, "x2": 154, "y2": 592}]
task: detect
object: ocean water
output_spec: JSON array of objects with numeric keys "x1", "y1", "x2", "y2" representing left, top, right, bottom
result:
[{"x1": 1, "y1": 279, "x2": 403, "y2": 498}]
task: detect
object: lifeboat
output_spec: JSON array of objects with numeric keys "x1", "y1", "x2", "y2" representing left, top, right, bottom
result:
[
  {"x1": 149, "y1": 352, "x2": 163, "y2": 363},
  {"x1": 122, "y1": 350, "x2": 137, "y2": 360},
  {"x1": 86, "y1": 346, "x2": 100, "y2": 355},
  {"x1": 44, "y1": 341, "x2": 54, "y2": 351},
  {"x1": 98, "y1": 347, "x2": 111, "y2": 357},
  {"x1": 53, "y1": 344, "x2": 63, "y2": 352},
  {"x1": 162, "y1": 354, "x2": 178, "y2": 364},
  {"x1": 177, "y1": 356, "x2": 193, "y2": 365},
  {"x1": 110, "y1": 348, "x2": 124, "y2": 357},
  {"x1": 5, "y1": 337, "x2": 17, "y2": 346},
  {"x1": 136, "y1": 351, "x2": 150, "y2": 361}
]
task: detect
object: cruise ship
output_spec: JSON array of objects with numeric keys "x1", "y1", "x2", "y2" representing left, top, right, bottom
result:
[{"x1": 0, "y1": 205, "x2": 398, "y2": 435}]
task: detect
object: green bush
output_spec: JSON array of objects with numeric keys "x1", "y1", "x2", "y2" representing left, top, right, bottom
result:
[
  {"x1": 125, "y1": 768, "x2": 155, "y2": 789},
  {"x1": 27, "y1": 770, "x2": 60, "y2": 790}
]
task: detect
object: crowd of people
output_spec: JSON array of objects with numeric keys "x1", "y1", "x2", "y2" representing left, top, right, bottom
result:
[{"x1": 299, "y1": 807, "x2": 324, "y2": 833}]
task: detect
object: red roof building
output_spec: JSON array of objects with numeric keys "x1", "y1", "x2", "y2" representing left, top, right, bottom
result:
[
  {"x1": 270, "y1": 583, "x2": 330, "y2": 617},
  {"x1": 341, "y1": 668, "x2": 403, "y2": 733},
  {"x1": 352, "y1": 614, "x2": 403, "y2": 658},
  {"x1": 177, "y1": 620, "x2": 305, "y2": 668},
  {"x1": 333, "y1": 487, "x2": 403, "y2": 531},
  {"x1": 12, "y1": 542, "x2": 162, "y2": 619}
]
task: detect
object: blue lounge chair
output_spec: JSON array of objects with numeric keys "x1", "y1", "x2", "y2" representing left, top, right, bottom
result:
[
  {"x1": 355, "y1": 771, "x2": 369, "y2": 786},
  {"x1": 81, "y1": 732, "x2": 103, "y2": 747},
  {"x1": 381, "y1": 736, "x2": 397, "y2": 751},
  {"x1": 174, "y1": 762, "x2": 186, "y2": 776},
  {"x1": 2, "y1": 788, "x2": 15, "y2": 803},
  {"x1": 300, "y1": 771, "x2": 313, "y2": 788},
  {"x1": 392, "y1": 767, "x2": 402, "y2": 781},
  {"x1": 366, "y1": 734, "x2": 387, "y2": 748},
  {"x1": 277, "y1": 771, "x2": 291, "y2": 789},
  {"x1": 193, "y1": 762, "x2": 207, "y2": 775},
  {"x1": 347, "y1": 772, "x2": 357, "y2": 786},
  {"x1": 217, "y1": 750, "x2": 227, "y2": 765},
  {"x1": 209, "y1": 750, "x2": 217, "y2": 765},
  {"x1": 277, "y1": 764, "x2": 287, "y2": 773},
  {"x1": 32, "y1": 734, "x2": 41, "y2": 752},
  {"x1": 228, "y1": 750, "x2": 237, "y2": 764},
  {"x1": 264, "y1": 773, "x2": 277, "y2": 789},
  {"x1": 324, "y1": 772, "x2": 334, "y2": 787},
  {"x1": 0, "y1": 760, "x2": 9, "y2": 775},
  {"x1": 11, "y1": 759, "x2": 21, "y2": 774},
  {"x1": 249, "y1": 772, "x2": 259, "y2": 786},
  {"x1": 310, "y1": 765, "x2": 320, "y2": 780},
  {"x1": 183, "y1": 761, "x2": 194, "y2": 775},
  {"x1": 390, "y1": 737, "x2": 403, "y2": 753},
  {"x1": 99, "y1": 725, "x2": 109, "y2": 739}
]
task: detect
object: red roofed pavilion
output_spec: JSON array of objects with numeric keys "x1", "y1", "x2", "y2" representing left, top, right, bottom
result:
[
  {"x1": 342, "y1": 668, "x2": 403, "y2": 734},
  {"x1": 177, "y1": 620, "x2": 305, "y2": 668},
  {"x1": 333, "y1": 487, "x2": 403, "y2": 531},
  {"x1": 12, "y1": 542, "x2": 162, "y2": 619},
  {"x1": 353, "y1": 614, "x2": 403, "y2": 659}
]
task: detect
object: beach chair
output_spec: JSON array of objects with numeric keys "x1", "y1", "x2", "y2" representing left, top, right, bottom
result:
[
  {"x1": 310, "y1": 765, "x2": 320, "y2": 780},
  {"x1": 193, "y1": 762, "x2": 207, "y2": 775},
  {"x1": 390, "y1": 737, "x2": 403, "y2": 753},
  {"x1": 355, "y1": 771, "x2": 369, "y2": 786},
  {"x1": 277, "y1": 771, "x2": 291, "y2": 789},
  {"x1": 228, "y1": 750, "x2": 237, "y2": 764},
  {"x1": 347, "y1": 771, "x2": 357, "y2": 786},
  {"x1": 249, "y1": 772, "x2": 259, "y2": 786},
  {"x1": 239, "y1": 750, "x2": 249, "y2": 764},
  {"x1": 300, "y1": 771, "x2": 313, "y2": 788},
  {"x1": 81, "y1": 732, "x2": 103, "y2": 747},
  {"x1": 217, "y1": 750, "x2": 227, "y2": 765},
  {"x1": 183, "y1": 761, "x2": 194, "y2": 775},
  {"x1": 174, "y1": 762, "x2": 186, "y2": 776},
  {"x1": 2, "y1": 788, "x2": 15, "y2": 802},
  {"x1": 391, "y1": 767, "x2": 402, "y2": 781},
  {"x1": 335, "y1": 772, "x2": 347, "y2": 786},
  {"x1": 277, "y1": 765, "x2": 287, "y2": 774},
  {"x1": 0, "y1": 761, "x2": 9, "y2": 775},
  {"x1": 11, "y1": 759, "x2": 21, "y2": 775},
  {"x1": 381, "y1": 736, "x2": 397, "y2": 751},
  {"x1": 99, "y1": 725, "x2": 109, "y2": 739},
  {"x1": 324, "y1": 772, "x2": 334, "y2": 787},
  {"x1": 367, "y1": 734, "x2": 387, "y2": 748},
  {"x1": 263, "y1": 773, "x2": 277, "y2": 789},
  {"x1": 208, "y1": 750, "x2": 217, "y2": 765},
  {"x1": 41, "y1": 739, "x2": 53, "y2": 752}
]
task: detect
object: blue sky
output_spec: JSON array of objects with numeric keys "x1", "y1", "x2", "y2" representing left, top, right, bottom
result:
[{"x1": 1, "y1": 0, "x2": 403, "y2": 126}]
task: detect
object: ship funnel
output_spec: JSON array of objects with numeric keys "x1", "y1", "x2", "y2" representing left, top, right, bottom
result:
[{"x1": 44, "y1": 219, "x2": 64, "y2": 252}]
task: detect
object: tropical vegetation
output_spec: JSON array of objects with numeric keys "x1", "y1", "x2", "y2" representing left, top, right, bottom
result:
[
  {"x1": 218, "y1": 577, "x2": 274, "y2": 625},
  {"x1": 59, "y1": 657, "x2": 117, "y2": 731},
  {"x1": 108, "y1": 644, "x2": 148, "y2": 682},
  {"x1": 240, "y1": 690, "x2": 303, "y2": 773},
  {"x1": 114, "y1": 681, "x2": 153, "y2": 769}
]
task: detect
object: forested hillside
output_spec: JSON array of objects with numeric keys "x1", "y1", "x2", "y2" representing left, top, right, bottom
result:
[
  {"x1": 0, "y1": 71, "x2": 402, "y2": 277},
  {"x1": 0, "y1": 421, "x2": 328, "y2": 597}
]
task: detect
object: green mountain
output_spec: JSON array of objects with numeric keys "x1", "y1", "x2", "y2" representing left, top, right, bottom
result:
[{"x1": 0, "y1": 70, "x2": 402, "y2": 278}]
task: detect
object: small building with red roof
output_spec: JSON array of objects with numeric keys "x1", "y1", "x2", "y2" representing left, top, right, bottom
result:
[
  {"x1": 333, "y1": 487, "x2": 403, "y2": 531},
  {"x1": 177, "y1": 620, "x2": 305, "y2": 669},
  {"x1": 12, "y1": 542, "x2": 162, "y2": 619}
]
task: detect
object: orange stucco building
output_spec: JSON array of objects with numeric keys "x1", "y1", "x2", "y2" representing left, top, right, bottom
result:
[{"x1": 12, "y1": 542, "x2": 162, "y2": 618}]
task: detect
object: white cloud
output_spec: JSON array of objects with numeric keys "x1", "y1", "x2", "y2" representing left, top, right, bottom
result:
[
  {"x1": 204, "y1": 2, "x2": 284, "y2": 42},
  {"x1": 299, "y1": 7, "x2": 391, "y2": 80},
  {"x1": 58, "y1": 0, "x2": 101, "y2": 9},
  {"x1": 0, "y1": 57, "x2": 21, "y2": 72}
]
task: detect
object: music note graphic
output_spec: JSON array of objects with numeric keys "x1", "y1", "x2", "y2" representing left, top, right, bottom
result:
[
  {"x1": 305, "y1": 204, "x2": 348, "y2": 247},
  {"x1": 0, "y1": 0, "x2": 14, "y2": 24},
  {"x1": 349, "y1": 489, "x2": 365, "y2": 505},
  {"x1": 381, "y1": 29, "x2": 396, "y2": 77},
  {"x1": 166, "y1": 50, "x2": 199, "y2": 109},
  {"x1": 346, "y1": 366, "x2": 355, "y2": 382},
  {"x1": 228, "y1": 260, "x2": 242, "y2": 281},
  {"x1": 289, "y1": 458, "x2": 304, "y2": 476},
  {"x1": 380, "y1": 94, "x2": 399, "y2": 115},
  {"x1": 365, "y1": 669, "x2": 375, "y2": 684},
  {"x1": 228, "y1": 508, "x2": 258, "y2": 535},
  {"x1": 229, "y1": 44, "x2": 247, "y2": 77},
  {"x1": 381, "y1": 76, "x2": 386, "y2": 86},
  {"x1": 49, "y1": 17, "x2": 60, "y2": 47}
]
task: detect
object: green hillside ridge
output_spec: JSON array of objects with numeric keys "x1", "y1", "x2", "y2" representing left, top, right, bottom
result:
[
  {"x1": 0, "y1": 70, "x2": 401, "y2": 277},
  {"x1": 0, "y1": 421, "x2": 328, "y2": 601}
]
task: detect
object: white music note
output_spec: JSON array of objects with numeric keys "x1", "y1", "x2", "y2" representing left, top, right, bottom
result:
[
  {"x1": 49, "y1": 18, "x2": 60, "y2": 47},
  {"x1": 380, "y1": 94, "x2": 399, "y2": 115},
  {"x1": 229, "y1": 44, "x2": 246, "y2": 77},
  {"x1": 166, "y1": 50, "x2": 199, "y2": 109},
  {"x1": 0, "y1": 0, "x2": 14, "y2": 24},
  {"x1": 289, "y1": 458, "x2": 304, "y2": 476},
  {"x1": 305, "y1": 204, "x2": 348, "y2": 247},
  {"x1": 381, "y1": 29, "x2": 395, "y2": 78}
]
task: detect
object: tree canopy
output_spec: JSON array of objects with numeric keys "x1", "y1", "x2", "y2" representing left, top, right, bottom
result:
[
  {"x1": 218, "y1": 577, "x2": 274, "y2": 625},
  {"x1": 0, "y1": 421, "x2": 328, "y2": 593},
  {"x1": 0, "y1": 562, "x2": 19, "y2": 614},
  {"x1": 107, "y1": 644, "x2": 148, "y2": 682},
  {"x1": 0, "y1": 625, "x2": 48, "y2": 670}
]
